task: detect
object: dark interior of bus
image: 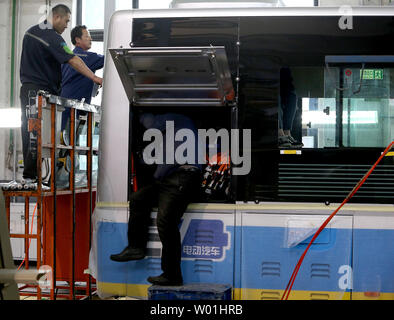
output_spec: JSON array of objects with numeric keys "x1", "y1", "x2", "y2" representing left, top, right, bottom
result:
[{"x1": 126, "y1": 15, "x2": 394, "y2": 204}]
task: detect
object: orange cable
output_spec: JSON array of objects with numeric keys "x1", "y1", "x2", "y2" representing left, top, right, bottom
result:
[{"x1": 281, "y1": 141, "x2": 394, "y2": 300}]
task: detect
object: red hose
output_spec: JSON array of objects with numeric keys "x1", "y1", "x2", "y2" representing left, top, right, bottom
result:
[
  {"x1": 281, "y1": 141, "x2": 394, "y2": 300},
  {"x1": 131, "y1": 153, "x2": 138, "y2": 192}
]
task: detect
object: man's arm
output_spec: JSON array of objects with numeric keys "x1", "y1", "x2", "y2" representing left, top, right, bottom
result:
[
  {"x1": 68, "y1": 55, "x2": 103, "y2": 85},
  {"x1": 86, "y1": 52, "x2": 105, "y2": 71}
]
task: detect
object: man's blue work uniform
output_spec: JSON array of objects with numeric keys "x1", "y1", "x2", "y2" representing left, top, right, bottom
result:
[
  {"x1": 60, "y1": 46, "x2": 104, "y2": 130},
  {"x1": 20, "y1": 21, "x2": 75, "y2": 179},
  {"x1": 61, "y1": 46, "x2": 104, "y2": 103}
]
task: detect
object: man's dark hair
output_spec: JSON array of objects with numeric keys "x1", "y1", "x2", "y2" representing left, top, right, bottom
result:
[
  {"x1": 52, "y1": 4, "x2": 71, "y2": 17},
  {"x1": 71, "y1": 25, "x2": 87, "y2": 45}
]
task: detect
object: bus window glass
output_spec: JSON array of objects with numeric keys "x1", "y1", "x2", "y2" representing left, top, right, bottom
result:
[
  {"x1": 301, "y1": 97, "x2": 336, "y2": 148},
  {"x1": 290, "y1": 66, "x2": 394, "y2": 149}
]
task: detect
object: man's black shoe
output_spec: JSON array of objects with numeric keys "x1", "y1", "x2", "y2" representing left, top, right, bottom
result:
[
  {"x1": 147, "y1": 273, "x2": 183, "y2": 286},
  {"x1": 110, "y1": 247, "x2": 145, "y2": 262}
]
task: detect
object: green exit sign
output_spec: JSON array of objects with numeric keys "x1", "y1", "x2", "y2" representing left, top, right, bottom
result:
[{"x1": 360, "y1": 69, "x2": 384, "y2": 80}]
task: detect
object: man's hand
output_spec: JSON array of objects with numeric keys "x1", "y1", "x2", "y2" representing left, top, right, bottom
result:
[{"x1": 93, "y1": 75, "x2": 103, "y2": 86}]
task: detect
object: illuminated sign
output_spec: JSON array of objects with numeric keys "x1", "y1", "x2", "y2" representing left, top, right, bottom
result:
[{"x1": 360, "y1": 69, "x2": 384, "y2": 80}]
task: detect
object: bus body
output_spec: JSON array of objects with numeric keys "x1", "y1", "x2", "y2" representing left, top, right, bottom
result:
[{"x1": 90, "y1": 7, "x2": 394, "y2": 300}]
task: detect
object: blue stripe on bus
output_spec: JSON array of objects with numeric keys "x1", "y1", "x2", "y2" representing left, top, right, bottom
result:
[{"x1": 96, "y1": 222, "x2": 394, "y2": 294}]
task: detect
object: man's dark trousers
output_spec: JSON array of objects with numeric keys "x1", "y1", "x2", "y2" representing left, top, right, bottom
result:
[
  {"x1": 128, "y1": 168, "x2": 201, "y2": 280},
  {"x1": 20, "y1": 84, "x2": 57, "y2": 179}
]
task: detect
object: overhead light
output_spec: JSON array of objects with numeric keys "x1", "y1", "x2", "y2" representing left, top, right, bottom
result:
[{"x1": 0, "y1": 108, "x2": 21, "y2": 128}]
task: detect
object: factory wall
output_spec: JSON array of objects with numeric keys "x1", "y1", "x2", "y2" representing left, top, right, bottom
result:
[
  {"x1": 0, "y1": 0, "x2": 11, "y2": 109},
  {"x1": 0, "y1": 0, "x2": 12, "y2": 181},
  {"x1": 0, "y1": 0, "x2": 72, "y2": 181}
]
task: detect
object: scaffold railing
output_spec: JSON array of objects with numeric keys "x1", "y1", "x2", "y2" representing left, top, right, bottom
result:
[{"x1": 2, "y1": 91, "x2": 99, "y2": 300}]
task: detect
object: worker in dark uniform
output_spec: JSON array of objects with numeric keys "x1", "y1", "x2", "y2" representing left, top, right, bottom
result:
[
  {"x1": 19, "y1": 4, "x2": 102, "y2": 184},
  {"x1": 278, "y1": 67, "x2": 303, "y2": 148},
  {"x1": 110, "y1": 113, "x2": 202, "y2": 286},
  {"x1": 60, "y1": 25, "x2": 105, "y2": 131}
]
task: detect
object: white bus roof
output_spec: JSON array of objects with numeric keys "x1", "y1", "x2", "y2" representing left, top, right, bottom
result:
[{"x1": 113, "y1": 6, "x2": 394, "y2": 20}]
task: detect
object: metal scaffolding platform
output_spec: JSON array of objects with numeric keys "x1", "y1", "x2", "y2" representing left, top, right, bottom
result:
[{"x1": 2, "y1": 91, "x2": 99, "y2": 300}]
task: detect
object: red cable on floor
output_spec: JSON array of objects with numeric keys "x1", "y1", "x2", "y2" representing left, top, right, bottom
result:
[
  {"x1": 281, "y1": 141, "x2": 394, "y2": 300},
  {"x1": 131, "y1": 152, "x2": 138, "y2": 192}
]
